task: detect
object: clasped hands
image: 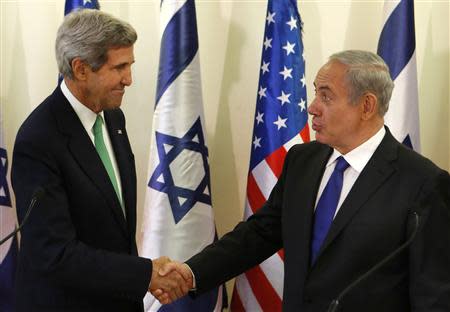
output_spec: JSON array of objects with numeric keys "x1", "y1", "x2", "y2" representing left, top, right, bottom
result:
[{"x1": 149, "y1": 257, "x2": 193, "y2": 304}]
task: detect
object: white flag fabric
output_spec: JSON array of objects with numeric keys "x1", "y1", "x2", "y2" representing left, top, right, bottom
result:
[
  {"x1": 139, "y1": 0, "x2": 222, "y2": 311},
  {"x1": 378, "y1": 0, "x2": 420, "y2": 151}
]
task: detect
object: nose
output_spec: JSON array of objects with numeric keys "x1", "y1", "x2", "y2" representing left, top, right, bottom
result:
[
  {"x1": 122, "y1": 67, "x2": 132, "y2": 86},
  {"x1": 308, "y1": 97, "x2": 318, "y2": 116}
]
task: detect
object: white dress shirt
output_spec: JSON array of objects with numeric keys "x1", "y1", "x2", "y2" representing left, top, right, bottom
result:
[
  {"x1": 315, "y1": 127, "x2": 386, "y2": 218},
  {"x1": 60, "y1": 80, "x2": 124, "y2": 215}
]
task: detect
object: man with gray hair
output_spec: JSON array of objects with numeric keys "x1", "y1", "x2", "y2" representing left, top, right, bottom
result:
[
  {"x1": 155, "y1": 50, "x2": 450, "y2": 311},
  {"x1": 12, "y1": 9, "x2": 190, "y2": 311}
]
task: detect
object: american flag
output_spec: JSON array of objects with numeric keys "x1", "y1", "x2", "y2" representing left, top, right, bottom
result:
[
  {"x1": 230, "y1": 0, "x2": 309, "y2": 310},
  {"x1": 377, "y1": 0, "x2": 420, "y2": 151}
]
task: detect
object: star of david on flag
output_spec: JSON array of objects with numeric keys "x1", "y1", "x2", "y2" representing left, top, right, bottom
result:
[
  {"x1": 230, "y1": 0, "x2": 310, "y2": 310},
  {"x1": 149, "y1": 118, "x2": 211, "y2": 224},
  {"x1": 139, "y1": 0, "x2": 224, "y2": 310}
]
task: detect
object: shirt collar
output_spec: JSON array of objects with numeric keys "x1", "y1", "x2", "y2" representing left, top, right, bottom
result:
[
  {"x1": 60, "y1": 79, "x2": 104, "y2": 134},
  {"x1": 326, "y1": 126, "x2": 386, "y2": 173}
]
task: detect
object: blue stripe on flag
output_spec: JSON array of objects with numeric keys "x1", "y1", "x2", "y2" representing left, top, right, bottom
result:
[
  {"x1": 140, "y1": 0, "x2": 225, "y2": 309},
  {"x1": 0, "y1": 148, "x2": 11, "y2": 207},
  {"x1": 64, "y1": 0, "x2": 100, "y2": 15},
  {"x1": 377, "y1": 0, "x2": 415, "y2": 80},
  {"x1": 0, "y1": 235, "x2": 18, "y2": 312},
  {"x1": 155, "y1": 0, "x2": 199, "y2": 106},
  {"x1": 402, "y1": 134, "x2": 412, "y2": 148}
]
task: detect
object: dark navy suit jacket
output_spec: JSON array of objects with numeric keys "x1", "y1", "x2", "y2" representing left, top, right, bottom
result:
[
  {"x1": 187, "y1": 128, "x2": 450, "y2": 312},
  {"x1": 12, "y1": 87, "x2": 151, "y2": 311}
]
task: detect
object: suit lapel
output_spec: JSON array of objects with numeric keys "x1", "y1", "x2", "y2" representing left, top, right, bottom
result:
[
  {"x1": 315, "y1": 129, "x2": 398, "y2": 262},
  {"x1": 292, "y1": 144, "x2": 332, "y2": 275},
  {"x1": 298, "y1": 146, "x2": 332, "y2": 240},
  {"x1": 51, "y1": 88, "x2": 129, "y2": 237},
  {"x1": 104, "y1": 110, "x2": 137, "y2": 238}
]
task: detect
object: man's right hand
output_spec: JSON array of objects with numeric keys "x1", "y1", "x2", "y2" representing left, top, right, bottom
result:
[{"x1": 149, "y1": 257, "x2": 193, "y2": 304}]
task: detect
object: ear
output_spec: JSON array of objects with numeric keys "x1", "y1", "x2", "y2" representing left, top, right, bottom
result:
[
  {"x1": 71, "y1": 58, "x2": 88, "y2": 81},
  {"x1": 361, "y1": 92, "x2": 378, "y2": 120}
]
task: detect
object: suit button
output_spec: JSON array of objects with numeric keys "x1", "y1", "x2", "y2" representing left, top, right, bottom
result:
[{"x1": 304, "y1": 298, "x2": 312, "y2": 303}]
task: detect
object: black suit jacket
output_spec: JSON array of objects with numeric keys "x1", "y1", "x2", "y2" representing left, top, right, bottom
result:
[
  {"x1": 187, "y1": 128, "x2": 450, "y2": 311},
  {"x1": 12, "y1": 87, "x2": 152, "y2": 312}
]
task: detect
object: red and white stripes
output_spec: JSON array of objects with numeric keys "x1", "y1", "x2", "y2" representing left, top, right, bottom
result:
[{"x1": 231, "y1": 130, "x2": 309, "y2": 311}]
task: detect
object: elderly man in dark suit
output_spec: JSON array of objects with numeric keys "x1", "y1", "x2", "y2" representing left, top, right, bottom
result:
[
  {"x1": 155, "y1": 50, "x2": 450, "y2": 311},
  {"x1": 12, "y1": 9, "x2": 189, "y2": 312}
]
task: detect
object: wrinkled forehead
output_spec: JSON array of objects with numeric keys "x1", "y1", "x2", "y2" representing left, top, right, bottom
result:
[{"x1": 314, "y1": 60, "x2": 348, "y2": 89}]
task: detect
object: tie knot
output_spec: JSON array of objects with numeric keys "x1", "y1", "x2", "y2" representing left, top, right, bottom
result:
[
  {"x1": 335, "y1": 156, "x2": 349, "y2": 172},
  {"x1": 93, "y1": 115, "x2": 103, "y2": 136}
]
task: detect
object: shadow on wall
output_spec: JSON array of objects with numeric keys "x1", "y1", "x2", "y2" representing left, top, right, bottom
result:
[
  {"x1": 3, "y1": 6, "x2": 31, "y2": 229},
  {"x1": 343, "y1": 1, "x2": 381, "y2": 52},
  {"x1": 5, "y1": 10, "x2": 31, "y2": 164},
  {"x1": 300, "y1": 0, "x2": 323, "y2": 136},
  {"x1": 120, "y1": 3, "x2": 159, "y2": 241},
  {"x1": 209, "y1": 5, "x2": 246, "y2": 238},
  {"x1": 419, "y1": 11, "x2": 449, "y2": 171}
]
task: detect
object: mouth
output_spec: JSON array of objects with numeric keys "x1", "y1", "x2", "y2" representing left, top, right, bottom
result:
[
  {"x1": 113, "y1": 89, "x2": 125, "y2": 95},
  {"x1": 311, "y1": 120, "x2": 322, "y2": 131}
]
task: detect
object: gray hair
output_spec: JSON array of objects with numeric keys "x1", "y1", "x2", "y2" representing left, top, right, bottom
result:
[
  {"x1": 56, "y1": 9, "x2": 137, "y2": 79},
  {"x1": 329, "y1": 50, "x2": 394, "y2": 116}
]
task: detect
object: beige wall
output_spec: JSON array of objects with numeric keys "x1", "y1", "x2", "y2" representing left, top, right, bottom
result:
[{"x1": 1, "y1": 0, "x2": 449, "y2": 302}]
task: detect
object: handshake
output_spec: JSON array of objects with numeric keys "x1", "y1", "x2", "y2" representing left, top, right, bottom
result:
[{"x1": 149, "y1": 257, "x2": 194, "y2": 305}]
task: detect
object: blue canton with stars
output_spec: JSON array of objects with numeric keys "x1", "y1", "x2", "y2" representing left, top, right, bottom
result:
[
  {"x1": 0, "y1": 148, "x2": 11, "y2": 207},
  {"x1": 148, "y1": 118, "x2": 211, "y2": 224},
  {"x1": 250, "y1": 0, "x2": 308, "y2": 170}
]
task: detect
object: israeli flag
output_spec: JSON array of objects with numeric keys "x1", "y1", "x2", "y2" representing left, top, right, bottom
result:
[
  {"x1": 378, "y1": 0, "x2": 420, "y2": 151},
  {"x1": 0, "y1": 107, "x2": 17, "y2": 312},
  {"x1": 139, "y1": 0, "x2": 223, "y2": 311},
  {"x1": 64, "y1": 0, "x2": 100, "y2": 15}
]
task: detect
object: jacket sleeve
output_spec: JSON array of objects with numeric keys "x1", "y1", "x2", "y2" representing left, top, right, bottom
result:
[
  {"x1": 185, "y1": 147, "x2": 295, "y2": 295},
  {"x1": 409, "y1": 169, "x2": 450, "y2": 311}
]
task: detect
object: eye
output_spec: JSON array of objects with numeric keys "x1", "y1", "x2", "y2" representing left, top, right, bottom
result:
[
  {"x1": 318, "y1": 91, "x2": 331, "y2": 102},
  {"x1": 115, "y1": 63, "x2": 128, "y2": 71}
]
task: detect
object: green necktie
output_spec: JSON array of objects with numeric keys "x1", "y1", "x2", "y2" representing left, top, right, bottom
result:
[{"x1": 92, "y1": 115, "x2": 124, "y2": 210}]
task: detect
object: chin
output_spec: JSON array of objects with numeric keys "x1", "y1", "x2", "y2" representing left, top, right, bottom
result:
[
  {"x1": 315, "y1": 134, "x2": 329, "y2": 145},
  {"x1": 108, "y1": 101, "x2": 123, "y2": 110}
]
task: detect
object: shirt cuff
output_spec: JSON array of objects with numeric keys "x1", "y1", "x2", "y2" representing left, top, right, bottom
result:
[{"x1": 185, "y1": 263, "x2": 197, "y2": 291}]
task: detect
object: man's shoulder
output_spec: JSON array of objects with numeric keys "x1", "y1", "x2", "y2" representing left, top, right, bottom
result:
[
  {"x1": 395, "y1": 143, "x2": 447, "y2": 179},
  {"x1": 15, "y1": 88, "x2": 62, "y2": 144},
  {"x1": 288, "y1": 140, "x2": 330, "y2": 157},
  {"x1": 373, "y1": 129, "x2": 447, "y2": 180},
  {"x1": 281, "y1": 141, "x2": 330, "y2": 171}
]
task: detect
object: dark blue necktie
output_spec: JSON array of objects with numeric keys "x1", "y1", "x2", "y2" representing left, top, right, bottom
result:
[{"x1": 311, "y1": 156, "x2": 350, "y2": 264}]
